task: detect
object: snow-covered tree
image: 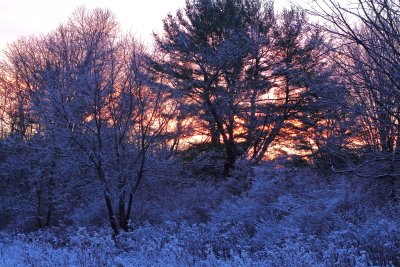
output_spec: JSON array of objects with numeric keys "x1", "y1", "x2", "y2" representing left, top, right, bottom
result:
[
  {"x1": 0, "y1": 8, "x2": 172, "y2": 234},
  {"x1": 313, "y1": 0, "x2": 400, "y2": 200},
  {"x1": 153, "y1": 1, "x2": 331, "y2": 174}
]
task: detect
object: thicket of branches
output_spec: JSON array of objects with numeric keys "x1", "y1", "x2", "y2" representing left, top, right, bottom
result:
[{"x1": 0, "y1": 0, "x2": 399, "y2": 234}]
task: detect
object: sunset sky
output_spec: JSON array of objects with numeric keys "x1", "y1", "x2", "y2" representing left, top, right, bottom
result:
[{"x1": 0, "y1": 0, "x2": 315, "y2": 50}]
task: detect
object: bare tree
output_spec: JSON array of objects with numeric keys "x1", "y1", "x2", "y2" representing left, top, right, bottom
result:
[
  {"x1": 0, "y1": 8, "x2": 172, "y2": 234},
  {"x1": 313, "y1": 0, "x2": 400, "y2": 151},
  {"x1": 312, "y1": 0, "x2": 400, "y2": 200}
]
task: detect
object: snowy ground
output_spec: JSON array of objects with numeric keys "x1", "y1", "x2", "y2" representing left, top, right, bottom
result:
[{"x1": 1, "y1": 162, "x2": 399, "y2": 266}]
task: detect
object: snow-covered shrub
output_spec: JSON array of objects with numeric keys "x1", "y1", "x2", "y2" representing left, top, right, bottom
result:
[{"x1": 1, "y1": 161, "x2": 399, "y2": 266}]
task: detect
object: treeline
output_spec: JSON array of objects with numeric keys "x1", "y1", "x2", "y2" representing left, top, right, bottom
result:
[{"x1": 0, "y1": 0, "x2": 399, "y2": 235}]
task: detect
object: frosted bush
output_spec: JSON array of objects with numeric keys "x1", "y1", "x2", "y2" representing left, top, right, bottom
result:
[{"x1": 1, "y1": 163, "x2": 399, "y2": 266}]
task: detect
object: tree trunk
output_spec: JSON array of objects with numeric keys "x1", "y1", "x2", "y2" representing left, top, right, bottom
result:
[
  {"x1": 209, "y1": 120, "x2": 221, "y2": 148},
  {"x1": 388, "y1": 154, "x2": 397, "y2": 202},
  {"x1": 254, "y1": 121, "x2": 283, "y2": 163},
  {"x1": 95, "y1": 162, "x2": 120, "y2": 235},
  {"x1": 125, "y1": 192, "x2": 134, "y2": 227},
  {"x1": 223, "y1": 141, "x2": 236, "y2": 176},
  {"x1": 35, "y1": 188, "x2": 43, "y2": 228},
  {"x1": 118, "y1": 197, "x2": 129, "y2": 231},
  {"x1": 44, "y1": 163, "x2": 55, "y2": 228},
  {"x1": 104, "y1": 191, "x2": 119, "y2": 236},
  {"x1": 124, "y1": 150, "x2": 146, "y2": 230}
]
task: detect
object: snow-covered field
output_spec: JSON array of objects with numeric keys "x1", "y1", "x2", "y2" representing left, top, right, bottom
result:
[{"x1": 1, "y1": 163, "x2": 399, "y2": 266}]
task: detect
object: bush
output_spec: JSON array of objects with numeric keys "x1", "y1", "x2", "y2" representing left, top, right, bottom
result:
[{"x1": 1, "y1": 161, "x2": 399, "y2": 266}]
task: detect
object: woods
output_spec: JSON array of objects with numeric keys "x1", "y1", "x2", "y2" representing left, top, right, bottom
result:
[{"x1": 0, "y1": 0, "x2": 399, "y2": 265}]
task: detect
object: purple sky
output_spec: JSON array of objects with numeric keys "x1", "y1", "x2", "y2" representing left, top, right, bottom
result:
[{"x1": 0, "y1": 0, "x2": 322, "y2": 51}]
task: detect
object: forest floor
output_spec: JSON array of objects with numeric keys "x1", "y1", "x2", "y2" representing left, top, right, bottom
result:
[{"x1": 1, "y1": 161, "x2": 399, "y2": 266}]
